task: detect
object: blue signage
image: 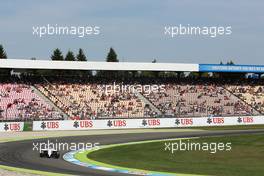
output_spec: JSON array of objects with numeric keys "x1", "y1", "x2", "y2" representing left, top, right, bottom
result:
[{"x1": 199, "y1": 64, "x2": 264, "y2": 73}]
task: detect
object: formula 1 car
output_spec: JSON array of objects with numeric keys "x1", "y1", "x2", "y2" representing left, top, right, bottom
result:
[{"x1": 39, "y1": 148, "x2": 60, "y2": 159}]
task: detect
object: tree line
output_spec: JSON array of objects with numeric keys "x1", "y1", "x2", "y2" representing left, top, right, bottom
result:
[
  {"x1": 50, "y1": 48, "x2": 119, "y2": 62},
  {"x1": 0, "y1": 44, "x2": 118, "y2": 63}
]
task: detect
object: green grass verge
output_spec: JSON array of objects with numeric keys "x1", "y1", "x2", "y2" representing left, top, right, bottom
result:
[
  {"x1": 75, "y1": 138, "x2": 205, "y2": 176},
  {"x1": 23, "y1": 121, "x2": 33, "y2": 131},
  {"x1": 86, "y1": 134, "x2": 264, "y2": 176}
]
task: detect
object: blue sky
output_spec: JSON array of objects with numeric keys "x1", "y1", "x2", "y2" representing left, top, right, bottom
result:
[{"x1": 0, "y1": 0, "x2": 263, "y2": 64}]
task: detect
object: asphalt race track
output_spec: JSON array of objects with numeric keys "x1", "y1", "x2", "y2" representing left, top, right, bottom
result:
[{"x1": 1, "y1": 129, "x2": 264, "y2": 176}]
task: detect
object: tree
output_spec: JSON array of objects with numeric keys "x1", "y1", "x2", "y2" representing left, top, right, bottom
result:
[
  {"x1": 227, "y1": 60, "x2": 234, "y2": 65},
  {"x1": 51, "y1": 48, "x2": 64, "y2": 61},
  {"x1": 76, "y1": 48, "x2": 87, "y2": 61},
  {"x1": 0, "y1": 45, "x2": 7, "y2": 59},
  {"x1": 65, "y1": 51, "x2": 75, "y2": 61},
  {"x1": 106, "y1": 48, "x2": 118, "y2": 62},
  {"x1": 212, "y1": 61, "x2": 224, "y2": 78},
  {"x1": 141, "y1": 59, "x2": 159, "y2": 78},
  {"x1": 76, "y1": 49, "x2": 91, "y2": 77},
  {"x1": 0, "y1": 45, "x2": 9, "y2": 76},
  {"x1": 97, "y1": 48, "x2": 119, "y2": 78},
  {"x1": 152, "y1": 59, "x2": 160, "y2": 77},
  {"x1": 218, "y1": 60, "x2": 246, "y2": 79},
  {"x1": 50, "y1": 48, "x2": 64, "y2": 76}
]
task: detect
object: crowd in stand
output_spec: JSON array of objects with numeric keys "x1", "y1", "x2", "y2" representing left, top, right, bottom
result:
[
  {"x1": 227, "y1": 85, "x2": 264, "y2": 113},
  {"x1": 144, "y1": 83, "x2": 256, "y2": 117},
  {"x1": 0, "y1": 77, "x2": 263, "y2": 121},
  {"x1": 0, "y1": 82, "x2": 63, "y2": 121},
  {"x1": 36, "y1": 82, "x2": 158, "y2": 119}
]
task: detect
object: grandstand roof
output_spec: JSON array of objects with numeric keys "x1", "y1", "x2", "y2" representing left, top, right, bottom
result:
[
  {"x1": 0, "y1": 59, "x2": 264, "y2": 73},
  {"x1": 0, "y1": 59, "x2": 198, "y2": 71}
]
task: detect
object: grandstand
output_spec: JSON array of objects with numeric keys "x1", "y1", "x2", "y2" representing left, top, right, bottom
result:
[{"x1": 0, "y1": 59, "x2": 264, "y2": 121}]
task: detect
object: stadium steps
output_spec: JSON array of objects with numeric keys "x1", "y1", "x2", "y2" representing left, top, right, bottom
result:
[
  {"x1": 30, "y1": 85, "x2": 70, "y2": 119},
  {"x1": 40, "y1": 76, "x2": 73, "y2": 117},
  {"x1": 38, "y1": 84, "x2": 72, "y2": 117},
  {"x1": 135, "y1": 91, "x2": 162, "y2": 115},
  {"x1": 222, "y1": 86, "x2": 262, "y2": 115}
]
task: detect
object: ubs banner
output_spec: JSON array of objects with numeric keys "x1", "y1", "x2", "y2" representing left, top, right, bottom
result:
[
  {"x1": 0, "y1": 122, "x2": 24, "y2": 132},
  {"x1": 32, "y1": 116, "x2": 264, "y2": 131}
]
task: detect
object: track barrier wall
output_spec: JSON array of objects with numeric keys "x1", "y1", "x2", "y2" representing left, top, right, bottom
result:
[{"x1": 32, "y1": 116, "x2": 264, "y2": 131}]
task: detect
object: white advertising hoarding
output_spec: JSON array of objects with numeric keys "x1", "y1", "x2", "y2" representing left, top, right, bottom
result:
[
  {"x1": 32, "y1": 116, "x2": 264, "y2": 131},
  {"x1": 0, "y1": 122, "x2": 24, "y2": 132}
]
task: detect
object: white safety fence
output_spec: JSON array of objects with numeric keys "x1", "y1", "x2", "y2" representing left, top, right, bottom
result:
[{"x1": 32, "y1": 116, "x2": 264, "y2": 131}]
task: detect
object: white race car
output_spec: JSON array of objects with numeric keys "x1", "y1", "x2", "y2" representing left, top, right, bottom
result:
[{"x1": 39, "y1": 148, "x2": 60, "y2": 159}]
